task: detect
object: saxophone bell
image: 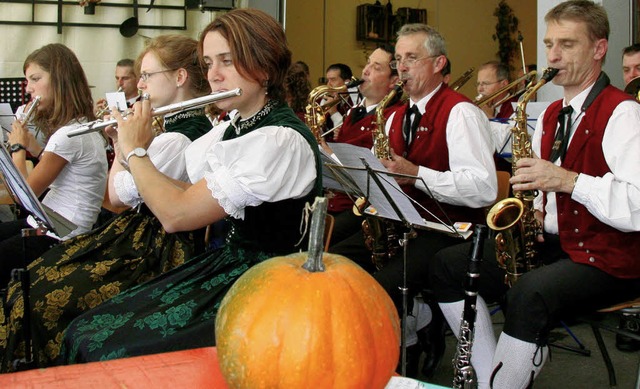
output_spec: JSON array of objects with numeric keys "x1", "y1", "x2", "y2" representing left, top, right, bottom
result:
[{"x1": 485, "y1": 67, "x2": 558, "y2": 287}]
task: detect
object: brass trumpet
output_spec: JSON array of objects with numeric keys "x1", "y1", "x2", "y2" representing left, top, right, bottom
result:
[
  {"x1": 67, "y1": 88, "x2": 242, "y2": 138},
  {"x1": 475, "y1": 70, "x2": 537, "y2": 108},
  {"x1": 449, "y1": 67, "x2": 475, "y2": 91},
  {"x1": 304, "y1": 77, "x2": 363, "y2": 142}
]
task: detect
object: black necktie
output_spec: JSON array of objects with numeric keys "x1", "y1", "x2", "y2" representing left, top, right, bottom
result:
[
  {"x1": 550, "y1": 105, "x2": 574, "y2": 163},
  {"x1": 350, "y1": 106, "x2": 367, "y2": 124},
  {"x1": 403, "y1": 105, "x2": 422, "y2": 146}
]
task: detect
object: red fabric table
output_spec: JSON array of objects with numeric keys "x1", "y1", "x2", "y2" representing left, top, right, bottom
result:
[{"x1": 0, "y1": 347, "x2": 228, "y2": 388}]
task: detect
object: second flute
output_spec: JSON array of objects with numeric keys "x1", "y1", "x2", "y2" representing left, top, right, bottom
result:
[{"x1": 67, "y1": 88, "x2": 242, "y2": 138}]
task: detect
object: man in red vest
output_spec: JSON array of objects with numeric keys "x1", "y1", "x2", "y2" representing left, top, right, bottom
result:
[
  {"x1": 323, "y1": 46, "x2": 402, "y2": 248},
  {"x1": 431, "y1": 1, "x2": 640, "y2": 388},
  {"x1": 329, "y1": 23, "x2": 498, "y2": 378}
]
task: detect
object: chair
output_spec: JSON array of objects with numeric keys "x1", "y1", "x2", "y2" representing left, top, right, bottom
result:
[{"x1": 582, "y1": 297, "x2": 640, "y2": 388}]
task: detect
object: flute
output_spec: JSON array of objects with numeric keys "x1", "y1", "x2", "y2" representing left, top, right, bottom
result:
[{"x1": 67, "y1": 88, "x2": 242, "y2": 138}]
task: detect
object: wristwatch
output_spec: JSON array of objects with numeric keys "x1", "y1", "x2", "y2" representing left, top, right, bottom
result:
[
  {"x1": 9, "y1": 143, "x2": 26, "y2": 155},
  {"x1": 125, "y1": 147, "x2": 148, "y2": 163}
]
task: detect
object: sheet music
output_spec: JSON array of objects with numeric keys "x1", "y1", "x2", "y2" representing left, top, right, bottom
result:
[
  {"x1": 0, "y1": 143, "x2": 75, "y2": 237},
  {"x1": 326, "y1": 143, "x2": 472, "y2": 239},
  {"x1": 328, "y1": 143, "x2": 427, "y2": 227},
  {"x1": 319, "y1": 147, "x2": 360, "y2": 194},
  {"x1": 0, "y1": 103, "x2": 14, "y2": 140}
]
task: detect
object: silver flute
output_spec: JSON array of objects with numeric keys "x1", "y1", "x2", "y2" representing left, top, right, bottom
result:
[{"x1": 67, "y1": 88, "x2": 242, "y2": 137}]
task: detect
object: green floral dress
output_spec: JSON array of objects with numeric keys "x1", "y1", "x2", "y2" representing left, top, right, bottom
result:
[
  {"x1": 58, "y1": 101, "x2": 322, "y2": 365},
  {"x1": 0, "y1": 109, "x2": 211, "y2": 372}
]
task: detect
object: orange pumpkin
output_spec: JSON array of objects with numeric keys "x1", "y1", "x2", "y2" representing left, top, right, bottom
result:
[{"x1": 215, "y1": 198, "x2": 400, "y2": 389}]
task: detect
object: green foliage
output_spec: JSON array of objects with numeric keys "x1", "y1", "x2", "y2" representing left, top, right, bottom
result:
[{"x1": 491, "y1": 0, "x2": 519, "y2": 72}]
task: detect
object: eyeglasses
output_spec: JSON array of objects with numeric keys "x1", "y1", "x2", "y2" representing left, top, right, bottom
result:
[
  {"x1": 139, "y1": 69, "x2": 177, "y2": 82},
  {"x1": 476, "y1": 80, "x2": 504, "y2": 87},
  {"x1": 390, "y1": 55, "x2": 439, "y2": 70}
]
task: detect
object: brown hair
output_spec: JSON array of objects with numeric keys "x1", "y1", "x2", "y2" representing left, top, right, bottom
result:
[
  {"x1": 198, "y1": 8, "x2": 291, "y2": 101},
  {"x1": 136, "y1": 34, "x2": 211, "y2": 98},
  {"x1": 23, "y1": 43, "x2": 95, "y2": 136},
  {"x1": 545, "y1": 0, "x2": 609, "y2": 42},
  {"x1": 284, "y1": 65, "x2": 311, "y2": 114}
]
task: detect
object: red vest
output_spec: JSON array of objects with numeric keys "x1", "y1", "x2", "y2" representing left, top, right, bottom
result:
[
  {"x1": 496, "y1": 95, "x2": 518, "y2": 119},
  {"x1": 540, "y1": 86, "x2": 640, "y2": 278},
  {"x1": 328, "y1": 101, "x2": 403, "y2": 213},
  {"x1": 387, "y1": 86, "x2": 485, "y2": 224}
]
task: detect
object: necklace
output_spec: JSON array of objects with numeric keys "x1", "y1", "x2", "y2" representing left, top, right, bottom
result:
[{"x1": 231, "y1": 99, "x2": 277, "y2": 134}]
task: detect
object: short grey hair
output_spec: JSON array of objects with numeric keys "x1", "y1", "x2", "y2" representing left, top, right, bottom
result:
[{"x1": 397, "y1": 24, "x2": 447, "y2": 57}]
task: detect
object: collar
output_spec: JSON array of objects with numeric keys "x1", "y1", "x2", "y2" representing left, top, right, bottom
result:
[{"x1": 409, "y1": 82, "x2": 443, "y2": 115}]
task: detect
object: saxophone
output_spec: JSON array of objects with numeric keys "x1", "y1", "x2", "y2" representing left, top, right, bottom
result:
[
  {"x1": 485, "y1": 67, "x2": 558, "y2": 287},
  {"x1": 304, "y1": 78, "x2": 363, "y2": 143},
  {"x1": 358, "y1": 80, "x2": 404, "y2": 270}
]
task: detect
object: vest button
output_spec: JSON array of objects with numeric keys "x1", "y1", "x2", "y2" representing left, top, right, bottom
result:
[
  {"x1": 573, "y1": 210, "x2": 579, "y2": 215},
  {"x1": 589, "y1": 256, "x2": 595, "y2": 263},
  {"x1": 574, "y1": 228, "x2": 579, "y2": 233},
  {"x1": 578, "y1": 241, "x2": 584, "y2": 247},
  {"x1": 585, "y1": 129, "x2": 590, "y2": 134},
  {"x1": 586, "y1": 249, "x2": 590, "y2": 253}
]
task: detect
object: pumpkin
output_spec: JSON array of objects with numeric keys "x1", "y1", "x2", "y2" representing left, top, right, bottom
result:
[{"x1": 215, "y1": 197, "x2": 400, "y2": 389}]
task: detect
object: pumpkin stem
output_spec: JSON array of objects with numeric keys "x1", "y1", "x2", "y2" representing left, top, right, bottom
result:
[{"x1": 302, "y1": 196, "x2": 327, "y2": 273}]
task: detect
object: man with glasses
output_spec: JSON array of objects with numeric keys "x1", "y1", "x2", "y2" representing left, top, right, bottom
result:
[
  {"x1": 329, "y1": 23, "x2": 497, "y2": 378},
  {"x1": 431, "y1": 1, "x2": 640, "y2": 387},
  {"x1": 476, "y1": 61, "x2": 516, "y2": 119}
]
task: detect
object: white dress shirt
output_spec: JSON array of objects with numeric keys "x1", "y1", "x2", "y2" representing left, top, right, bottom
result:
[
  {"x1": 533, "y1": 82, "x2": 640, "y2": 233},
  {"x1": 385, "y1": 84, "x2": 498, "y2": 208}
]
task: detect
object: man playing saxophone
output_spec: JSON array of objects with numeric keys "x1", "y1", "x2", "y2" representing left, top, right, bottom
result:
[
  {"x1": 329, "y1": 23, "x2": 497, "y2": 378},
  {"x1": 431, "y1": 2, "x2": 640, "y2": 388},
  {"x1": 322, "y1": 46, "x2": 403, "y2": 247}
]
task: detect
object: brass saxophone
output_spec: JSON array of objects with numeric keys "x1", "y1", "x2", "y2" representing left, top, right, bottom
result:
[
  {"x1": 358, "y1": 80, "x2": 404, "y2": 270},
  {"x1": 304, "y1": 78, "x2": 363, "y2": 143},
  {"x1": 485, "y1": 67, "x2": 558, "y2": 287}
]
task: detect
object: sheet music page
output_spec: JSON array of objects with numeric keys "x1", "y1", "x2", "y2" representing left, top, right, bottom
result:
[
  {"x1": 329, "y1": 143, "x2": 427, "y2": 228},
  {"x1": 0, "y1": 144, "x2": 54, "y2": 229},
  {"x1": 0, "y1": 103, "x2": 14, "y2": 140},
  {"x1": 319, "y1": 147, "x2": 360, "y2": 194}
]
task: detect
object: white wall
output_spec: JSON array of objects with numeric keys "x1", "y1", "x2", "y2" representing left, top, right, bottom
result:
[
  {"x1": 0, "y1": 1, "x2": 224, "y2": 104},
  {"x1": 536, "y1": 0, "x2": 633, "y2": 103}
]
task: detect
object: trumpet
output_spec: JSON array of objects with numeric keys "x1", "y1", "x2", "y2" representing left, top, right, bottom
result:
[
  {"x1": 305, "y1": 77, "x2": 363, "y2": 142},
  {"x1": 475, "y1": 70, "x2": 537, "y2": 108},
  {"x1": 95, "y1": 87, "x2": 123, "y2": 118},
  {"x1": 449, "y1": 67, "x2": 475, "y2": 91},
  {"x1": 67, "y1": 88, "x2": 242, "y2": 138}
]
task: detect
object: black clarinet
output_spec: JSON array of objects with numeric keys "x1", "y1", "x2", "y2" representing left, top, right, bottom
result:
[{"x1": 452, "y1": 224, "x2": 488, "y2": 389}]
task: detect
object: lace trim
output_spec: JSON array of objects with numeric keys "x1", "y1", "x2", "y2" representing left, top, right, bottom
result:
[
  {"x1": 113, "y1": 170, "x2": 142, "y2": 208},
  {"x1": 163, "y1": 108, "x2": 205, "y2": 127},
  {"x1": 204, "y1": 168, "x2": 250, "y2": 219},
  {"x1": 230, "y1": 99, "x2": 277, "y2": 135}
]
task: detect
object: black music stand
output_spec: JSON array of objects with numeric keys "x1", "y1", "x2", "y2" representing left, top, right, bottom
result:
[
  {"x1": 0, "y1": 143, "x2": 75, "y2": 370},
  {"x1": 323, "y1": 143, "x2": 472, "y2": 376}
]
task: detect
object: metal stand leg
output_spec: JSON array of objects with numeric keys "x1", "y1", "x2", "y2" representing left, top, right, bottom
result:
[
  {"x1": 590, "y1": 324, "x2": 617, "y2": 387},
  {"x1": 399, "y1": 231, "x2": 411, "y2": 377}
]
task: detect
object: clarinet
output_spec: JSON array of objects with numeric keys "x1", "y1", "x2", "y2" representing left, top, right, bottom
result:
[{"x1": 452, "y1": 224, "x2": 488, "y2": 389}]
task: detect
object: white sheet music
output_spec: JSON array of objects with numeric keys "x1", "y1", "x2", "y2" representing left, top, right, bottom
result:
[
  {"x1": 324, "y1": 143, "x2": 472, "y2": 239},
  {"x1": 0, "y1": 144, "x2": 75, "y2": 237}
]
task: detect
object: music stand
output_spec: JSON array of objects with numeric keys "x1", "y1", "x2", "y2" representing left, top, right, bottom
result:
[
  {"x1": 323, "y1": 143, "x2": 472, "y2": 376},
  {"x1": 0, "y1": 143, "x2": 75, "y2": 369}
]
